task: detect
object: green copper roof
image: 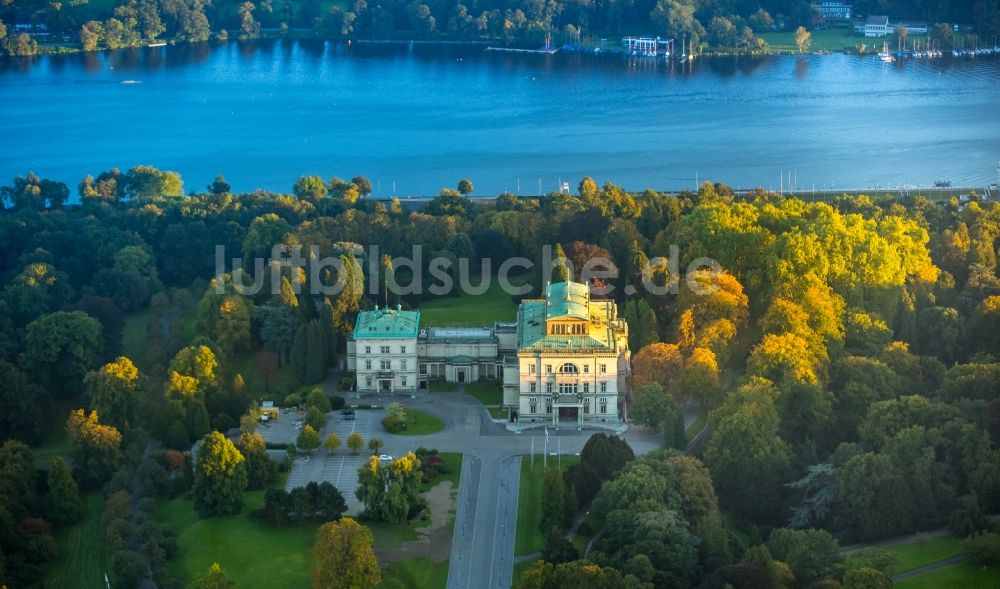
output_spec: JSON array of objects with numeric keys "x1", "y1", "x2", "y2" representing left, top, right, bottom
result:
[
  {"x1": 517, "y1": 281, "x2": 619, "y2": 351},
  {"x1": 544, "y1": 281, "x2": 591, "y2": 320},
  {"x1": 353, "y1": 307, "x2": 420, "y2": 339}
]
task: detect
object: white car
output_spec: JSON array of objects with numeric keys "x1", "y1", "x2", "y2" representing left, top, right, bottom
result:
[{"x1": 378, "y1": 454, "x2": 393, "y2": 462}]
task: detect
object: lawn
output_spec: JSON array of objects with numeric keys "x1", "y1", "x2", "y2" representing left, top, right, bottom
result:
[
  {"x1": 419, "y1": 452, "x2": 464, "y2": 492},
  {"x1": 464, "y1": 381, "x2": 503, "y2": 406},
  {"x1": 157, "y1": 485, "x2": 318, "y2": 588},
  {"x1": 42, "y1": 493, "x2": 107, "y2": 589},
  {"x1": 418, "y1": 277, "x2": 521, "y2": 327},
  {"x1": 428, "y1": 380, "x2": 457, "y2": 393},
  {"x1": 760, "y1": 26, "x2": 864, "y2": 53},
  {"x1": 122, "y1": 308, "x2": 155, "y2": 370},
  {"x1": 883, "y1": 535, "x2": 965, "y2": 574},
  {"x1": 229, "y1": 351, "x2": 303, "y2": 401},
  {"x1": 515, "y1": 455, "x2": 581, "y2": 556},
  {"x1": 395, "y1": 409, "x2": 445, "y2": 436},
  {"x1": 895, "y1": 562, "x2": 1000, "y2": 589},
  {"x1": 684, "y1": 411, "x2": 707, "y2": 443},
  {"x1": 33, "y1": 425, "x2": 73, "y2": 468},
  {"x1": 379, "y1": 557, "x2": 449, "y2": 589}
]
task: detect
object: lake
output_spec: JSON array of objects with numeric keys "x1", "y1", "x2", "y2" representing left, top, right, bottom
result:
[{"x1": 1, "y1": 40, "x2": 999, "y2": 197}]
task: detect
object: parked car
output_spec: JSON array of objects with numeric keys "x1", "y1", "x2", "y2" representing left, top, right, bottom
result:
[
  {"x1": 340, "y1": 408, "x2": 356, "y2": 416},
  {"x1": 378, "y1": 454, "x2": 393, "y2": 462},
  {"x1": 342, "y1": 414, "x2": 356, "y2": 421}
]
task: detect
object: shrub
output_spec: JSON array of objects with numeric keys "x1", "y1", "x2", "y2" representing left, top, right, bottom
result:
[
  {"x1": 382, "y1": 415, "x2": 405, "y2": 433},
  {"x1": 330, "y1": 395, "x2": 346, "y2": 410}
]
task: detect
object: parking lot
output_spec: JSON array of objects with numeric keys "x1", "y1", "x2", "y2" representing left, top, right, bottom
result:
[{"x1": 259, "y1": 407, "x2": 384, "y2": 514}]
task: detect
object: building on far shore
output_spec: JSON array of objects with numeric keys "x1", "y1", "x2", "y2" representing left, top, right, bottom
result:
[
  {"x1": 346, "y1": 280, "x2": 631, "y2": 430},
  {"x1": 812, "y1": 1, "x2": 852, "y2": 20},
  {"x1": 863, "y1": 15, "x2": 890, "y2": 37}
]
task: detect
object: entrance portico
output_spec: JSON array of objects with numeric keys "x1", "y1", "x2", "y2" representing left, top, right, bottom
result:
[{"x1": 552, "y1": 399, "x2": 583, "y2": 427}]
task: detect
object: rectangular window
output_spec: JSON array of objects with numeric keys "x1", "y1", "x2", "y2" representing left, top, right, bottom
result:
[
  {"x1": 366, "y1": 376, "x2": 373, "y2": 387},
  {"x1": 600, "y1": 381, "x2": 607, "y2": 393},
  {"x1": 530, "y1": 382, "x2": 537, "y2": 393},
  {"x1": 381, "y1": 360, "x2": 391, "y2": 370},
  {"x1": 584, "y1": 398, "x2": 590, "y2": 413},
  {"x1": 419, "y1": 364, "x2": 427, "y2": 375},
  {"x1": 528, "y1": 364, "x2": 535, "y2": 374},
  {"x1": 365, "y1": 360, "x2": 372, "y2": 370},
  {"x1": 559, "y1": 383, "x2": 577, "y2": 396},
  {"x1": 545, "y1": 399, "x2": 553, "y2": 414},
  {"x1": 530, "y1": 398, "x2": 537, "y2": 413},
  {"x1": 381, "y1": 345, "x2": 390, "y2": 354},
  {"x1": 583, "y1": 365, "x2": 589, "y2": 373},
  {"x1": 546, "y1": 382, "x2": 553, "y2": 393},
  {"x1": 400, "y1": 346, "x2": 406, "y2": 354},
  {"x1": 401, "y1": 360, "x2": 408, "y2": 370},
  {"x1": 364, "y1": 345, "x2": 371, "y2": 354},
  {"x1": 600, "y1": 397, "x2": 608, "y2": 414},
  {"x1": 545, "y1": 364, "x2": 552, "y2": 374},
  {"x1": 583, "y1": 382, "x2": 590, "y2": 393},
  {"x1": 401, "y1": 377, "x2": 407, "y2": 387},
  {"x1": 599, "y1": 364, "x2": 607, "y2": 374}
]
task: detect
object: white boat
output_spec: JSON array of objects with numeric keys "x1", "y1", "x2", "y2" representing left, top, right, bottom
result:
[
  {"x1": 121, "y1": 79, "x2": 141, "y2": 85},
  {"x1": 148, "y1": 42, "x2": 166, "y2": 47},
  {"x1": 879, "y1": 41, "x2": 894, "y2": 62}
]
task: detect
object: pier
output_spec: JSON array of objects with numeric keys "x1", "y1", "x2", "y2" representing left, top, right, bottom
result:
[{"x1": 621, "y1": 36, "x2": 674, "y2": 56}]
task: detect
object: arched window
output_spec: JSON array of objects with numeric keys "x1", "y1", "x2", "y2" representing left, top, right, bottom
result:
[{"x1": 558, "y1": 363, "x2": 579, "y2": 374}]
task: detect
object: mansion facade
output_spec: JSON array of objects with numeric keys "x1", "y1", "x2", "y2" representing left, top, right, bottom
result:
[{"x1": 345, "y1": 281, "x2": 630, "y2": 428}]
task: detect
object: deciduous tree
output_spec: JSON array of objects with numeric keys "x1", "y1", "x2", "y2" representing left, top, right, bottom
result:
[
  {"x1": 193, "y1": 431, "x2": 248, "y2": 516},
  {"x1": 312, "y1": 517, "x2": 380, "y2": 589}
]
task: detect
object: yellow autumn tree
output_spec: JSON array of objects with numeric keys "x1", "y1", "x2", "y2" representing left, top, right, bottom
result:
[
  {"x1": 630, "y1": 342, "x2": 686, "y2": 398},
  {"x1": 312, "y1": 517, "x2": 380, "y2": 589}
]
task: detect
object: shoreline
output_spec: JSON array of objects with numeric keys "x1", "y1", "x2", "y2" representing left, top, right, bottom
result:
[{"x1": 22, "y1": 32, "x2": 998, "y2": 59}]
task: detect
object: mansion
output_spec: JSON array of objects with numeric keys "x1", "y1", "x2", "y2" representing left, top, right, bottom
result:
[{"x1": 346, "y1": 280, "x2": 631, "y2": 428}]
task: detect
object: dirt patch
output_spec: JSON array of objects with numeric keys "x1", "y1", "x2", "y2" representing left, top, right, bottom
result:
[{"x1": 376, "y1": 480, "x2": 455, "y2": 564}]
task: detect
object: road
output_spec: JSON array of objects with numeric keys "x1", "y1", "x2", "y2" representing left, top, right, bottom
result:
[{"x1": 324, "y1": 382, "x2": 677, "y2": 589}]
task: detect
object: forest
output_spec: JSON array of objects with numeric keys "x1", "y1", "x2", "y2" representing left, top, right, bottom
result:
[
  {"x1": 0, "y1": 166, "x2": 999, "y2": 587},
  {"x1": 1, "y1": 0, "x2": 999, "y2": 56}
]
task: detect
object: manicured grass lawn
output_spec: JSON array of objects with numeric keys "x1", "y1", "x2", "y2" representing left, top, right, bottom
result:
[
  {"x1": 684, "y1": 411, "x2": 707, "y2": 443},
  {"x1": 395, "y1": 409, "x2": 445, "y2": 436},
  {"x1": 122, "y1": 308, "x2": 155, "y2": 370},
  {"x1": 883, "y1": 535, "x2": 965, "y2": 574},
  {"x1": 33, "y1": 426, "x2": 73, "y2": 468},
  {"x1": 379, "y1": 557, "x2": 449, "y2": 589},
  {"x1": 42, "y1": 493, "x2": 107, "y2": 589},
  {"x1": 895, "y1": 562, "x2": 1000, "y2": 589},
  {"x1": 157, "y1": 486, "x2": 318, "y2": 588},
  {"x1": 229, "y1": 352, "x2": 303, "y2": 401},
  {"x1": 488, "y1": 407, "x2": 508, "y2": 420},
  {"x1": 464, "y1": 381, "x2": 503, "y2": 406},
  {"x1": 418, "y1": 278, "x2": 520, "y2": 327},
  {"x1": 760, "y1": 26, "x2": 864, "y2": 53},
  {"x1": 428, "y1": 380, "x2": 457, "y2": 393},
  {"x1": 419, "y1": 452, "x2": 463, "y2": 492},
  {"x1": 515, "y1": 455, "x2": 581, "y2": 556}
]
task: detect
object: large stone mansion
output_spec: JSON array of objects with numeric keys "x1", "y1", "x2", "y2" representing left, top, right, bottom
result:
[{"x1": 345, "y1": 280, "x2": 631, "y2": 428}]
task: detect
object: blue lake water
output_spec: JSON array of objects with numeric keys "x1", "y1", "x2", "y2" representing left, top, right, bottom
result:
[{"x1": 1, "y1": 40, "x2": 999, "y2": 197}]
